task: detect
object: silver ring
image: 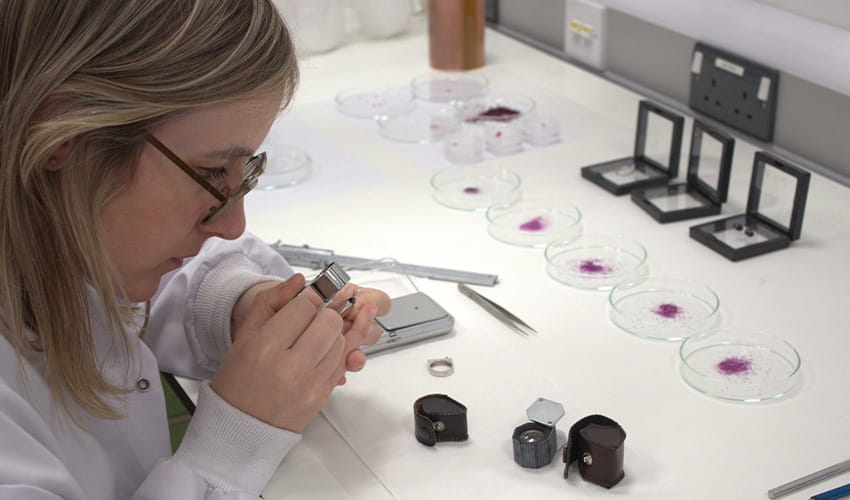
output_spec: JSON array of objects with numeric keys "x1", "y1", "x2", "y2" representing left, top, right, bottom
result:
[{"x1": 427, "y1": 357, "x2": 454, "y2": 377}]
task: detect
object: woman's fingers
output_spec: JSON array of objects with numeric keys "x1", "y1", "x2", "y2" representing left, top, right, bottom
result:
[
  {"x1": 238, "y1": 274, "x2": 306, "y2": 335},
  {"x1": 290, "y1": 308, "x2": 344, "y2": 369}
]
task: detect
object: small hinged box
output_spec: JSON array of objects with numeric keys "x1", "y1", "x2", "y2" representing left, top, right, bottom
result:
[
  {"x1": 581, "y1": 100, "x2": 684, "y2": 195},
  {"x1": 631, "y1": 120, "x2": 735, "y2": 223},
  {"x1": 689, "y1": 151, "x2": 810, "y2": 261}
]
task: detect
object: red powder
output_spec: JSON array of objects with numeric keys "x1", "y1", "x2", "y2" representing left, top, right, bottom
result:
[
  {"x1": 467, "y1": 105, "x2": 521, "y2": 123},
  {"x1": 463, "y1": 186, "x2": 481, "y2": 194}
]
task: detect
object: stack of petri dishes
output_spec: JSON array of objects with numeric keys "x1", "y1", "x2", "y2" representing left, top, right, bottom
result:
[{"x1": 520, "y1": 114, "x2": 561, "y2": 146}]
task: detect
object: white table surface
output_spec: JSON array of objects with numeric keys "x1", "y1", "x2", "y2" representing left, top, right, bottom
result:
[{"x1": 190, "y1": 14, "x2": 850, "y2": 500}]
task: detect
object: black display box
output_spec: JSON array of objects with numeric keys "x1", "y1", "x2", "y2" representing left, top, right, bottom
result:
[
  {"x1": 631, "y1": 120, "x2": 735, "y2": 222},
  {"x1": 689, "y1": 151, "x2": 810, "y2": 261},
  {"x1": 581, "y1": 100, "x2": 685, "y2": 195}
]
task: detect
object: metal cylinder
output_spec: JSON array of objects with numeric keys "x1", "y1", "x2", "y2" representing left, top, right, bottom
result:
[
  {"x1": 512, "y1": 422, "x2": 557, "y2": 469},
  {"x1": 427, "y1": 0, "x2": 485, "y2": 70}
]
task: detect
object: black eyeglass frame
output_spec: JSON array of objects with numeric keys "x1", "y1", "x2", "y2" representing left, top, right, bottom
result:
[{"x1": 144, "y1": 134, "x2": 266, "y2": 225}]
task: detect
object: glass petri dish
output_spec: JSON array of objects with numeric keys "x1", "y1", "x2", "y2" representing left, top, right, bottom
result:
[
  {"x1": 679, "y1": 329, "x2": 801, "y2": 402},
  {"x1": 431, "y1": 165, "x2": 521, "y2": 211},
  {"x1": 335, "y1": 86, "x2": 415, "y2": 119},
  {"x1": 486, "y1": 197, "x2": 582, "y2": 248},
  {"x1": 521, "y1": 114, "x2": 561, "y2": 146},
  {"x1": 377, "y1": 106, "x2": 461, "y2": 143},
  {"x1": 443, "y1": 130, "x2": 484, "y2": 164},
  {"x1": 455, "y1": 94, "x2": 536, "y2": 124},
  {"x1": 483, "y1": 121, "x2": 523, "y2": 156},
  {"x1": 257, "y1": 144, "x2": 312, "y2": 189},
  {"x1": 608, "y1": 276, "x2": 720, "y2": 341},
  {"x1": 411, "y1": 73, "x2": 489, "y2": 103},
  {"x1": 545, "y1": 234, "x2": 648, "y2": 291}
]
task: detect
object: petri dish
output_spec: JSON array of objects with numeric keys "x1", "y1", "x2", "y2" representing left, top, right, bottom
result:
[
  {"x1": 608, "y1": 276, "x2": 720, "y2": 341},
  {"x1": 545, "y1": 234, "x2": 647, "y2": 291},
  {"x1": 486, "y1": 197, "x2": 582, "y2": 248},
  {"x1": 443, "y1": 130, "x2": 484, "y2": 164},
  {"x1": 257, "y1": 144, "x2": 312, "y2": 189},
  {"x1": 455, "y1": 93, "x2": 536, "y2": 124},
  {"x1": 377, "y1": 106, "x2": 461, "y2": 143},
  {"x1": 521, "y1": 114, "x2": 561, "y2": 146},
  {"x1": 483, "y1": 121, "x2": 523, "y2": 156},
  {"x1": 335, "y1": 86, "x2": 415, "y2": 119},
  {"x1": 411, "y1": 73, "x2": 489, "y2": 103},
  {"x1": 431, "y1": 165, "x2": 521, "y2": 211},
  {"x1": 679, "y1": 329, "x2": 801, "y2": 402}
]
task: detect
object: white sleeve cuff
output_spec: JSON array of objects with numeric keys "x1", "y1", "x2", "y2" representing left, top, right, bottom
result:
[
  {"x1": 172, "y1": 380, "x2": 301, "y2": 494},
  {"x1": 193, "y1": 254, "x2": 279, "y2": 362}
]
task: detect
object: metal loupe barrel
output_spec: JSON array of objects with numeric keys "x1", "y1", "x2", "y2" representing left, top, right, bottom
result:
[{"x1": 512, "y1": 421, "x2": 557, "y2": 468}]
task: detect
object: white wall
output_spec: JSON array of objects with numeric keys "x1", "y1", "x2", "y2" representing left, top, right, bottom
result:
[
  {"x1": 597, "y1": 0, "x2": 850, "y2": 97},
  {"x1": 754, "y1": 0, "x2": 850, "y2": 30}
]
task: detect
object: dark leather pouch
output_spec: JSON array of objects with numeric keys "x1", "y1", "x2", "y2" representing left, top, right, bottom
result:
[
  {"x1": 563, "y1": 414, "x2": 626, "y2": 488},
  {"x1": 413, "y1": 394, "x2": 468, "y2": 446}
]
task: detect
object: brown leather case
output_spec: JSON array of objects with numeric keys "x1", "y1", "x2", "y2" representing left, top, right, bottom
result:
[
  {"x1": 414, "y1": 394, "x2": 468, "y2": 446},
  {"x1": 563, "y1": 414, "x2": 627, "y2": 488}
]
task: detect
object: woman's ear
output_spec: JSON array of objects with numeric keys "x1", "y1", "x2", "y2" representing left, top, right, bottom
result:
[
  {"x1": 45, "y1": 142, "x2": 72, "y2": 171},
  {"x1": 35, "y1": 93, "x2": 74, "y2": 171}
]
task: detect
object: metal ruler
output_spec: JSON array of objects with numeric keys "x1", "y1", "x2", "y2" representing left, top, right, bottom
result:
[{"x1": 270, "y1": 242, "x2": 498, "y2": 287}]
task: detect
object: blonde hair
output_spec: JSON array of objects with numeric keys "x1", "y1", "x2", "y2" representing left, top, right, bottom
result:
[{"x1": 0, "y1": 0, "x2": 298, "y2": 419}]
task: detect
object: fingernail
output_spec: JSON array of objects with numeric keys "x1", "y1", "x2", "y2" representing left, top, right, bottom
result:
[{"x1": 338, "y1": 297, "x2": 356, "y2": 316}]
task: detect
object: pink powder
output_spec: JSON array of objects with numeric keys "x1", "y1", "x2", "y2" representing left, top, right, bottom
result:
[
  {"x1": 716, "y1": 357, "x2": 752, "y2": 375},
  {"x1": 519, "y1": 216, "x2": 546, "y2": 231},
  {"x1": 652, "y1": 303, "x2": 681, "y2": 319},
  {"x1": 578, "y1": 259, "x2": 612, "y2": 274}
]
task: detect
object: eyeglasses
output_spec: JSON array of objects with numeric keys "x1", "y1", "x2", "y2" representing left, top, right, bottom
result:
[{"x1": 145, "y1": 134, "x2": 266, "y2": 225}]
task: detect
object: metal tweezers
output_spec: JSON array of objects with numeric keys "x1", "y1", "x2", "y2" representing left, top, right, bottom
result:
[{"x1": 457, "y1": 283, "x2": 537, "y2": 336}]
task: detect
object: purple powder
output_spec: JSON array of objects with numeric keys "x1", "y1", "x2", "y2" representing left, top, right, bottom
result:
[
  {"x1": 463, "y1": 186, "x2": 481, "y2": 194},
  {"x1": 519, "y1": 216, "x2": 546, "y2": 232},
  {"x1": 652, "y1": 303, "x2": 682, "y2": 319},
  {"x1": 466, "y1": 105, "x2": 521, "y2": 123},
  {"x1": 578, "y1": 259, "x2": 612, "y2": 274},
  {"x1": 716, "y1": 357, "x2": 752, "y2": 376}
]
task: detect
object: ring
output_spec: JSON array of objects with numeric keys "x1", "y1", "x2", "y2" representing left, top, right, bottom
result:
[{"x1": 427, "y1": 357, "x2": 454, "y2": 377}]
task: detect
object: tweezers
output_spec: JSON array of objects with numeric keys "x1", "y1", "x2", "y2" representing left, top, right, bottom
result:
[{"x1": 457, "y1": 283, "x2": 536, "y2": 336}]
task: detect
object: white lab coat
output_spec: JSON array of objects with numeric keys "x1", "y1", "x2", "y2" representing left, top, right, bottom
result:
[{"x1": 0, "y1": 233, "x2": 301, "y2": 499}]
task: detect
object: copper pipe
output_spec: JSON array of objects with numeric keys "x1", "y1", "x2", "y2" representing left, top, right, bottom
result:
[{"x1": 428, "y1": 0, "x2": 485, "y2": 70}]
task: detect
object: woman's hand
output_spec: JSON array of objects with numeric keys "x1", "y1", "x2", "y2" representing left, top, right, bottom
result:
[
  {"x1": 233, "y1": 278, "x2": 391, "y2": 374},
  {"x1": 212, "y1": 275, "x2": 347, "y2": 432},
  {"x1": 327, "y1": 284, "x2": 391, "y2": 375}
]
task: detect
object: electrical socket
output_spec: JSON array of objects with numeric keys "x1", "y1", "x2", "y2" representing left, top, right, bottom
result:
[
  {"x1": 689, "y1": 42, "x2": 779, "y2": 142},
  {"x1": 564, "y1": 0, "x2": 607, "y2": 70}
]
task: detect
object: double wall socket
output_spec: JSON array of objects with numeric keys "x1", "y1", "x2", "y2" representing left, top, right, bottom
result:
[
  {"x1": 564, "y1": 0, "x2": 607, "y2": 70},
  {"x1": 689, "y1": 42, "x2": 779, "y2": 142}
]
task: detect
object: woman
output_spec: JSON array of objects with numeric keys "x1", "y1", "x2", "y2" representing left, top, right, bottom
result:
[{"x1": 0, "y1": 1, "x2": 390, "y2": 498}]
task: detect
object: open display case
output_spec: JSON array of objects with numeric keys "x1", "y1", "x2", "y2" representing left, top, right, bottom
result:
[
  {"x1": 631, "y1": 120, "x2": 735, "y2": 222},
  {"x1": 689, "y1": 151, "x2": 810, "y2": 261},
  {"x1": 581, "y1": 100, "x2": 685, "y2": 195}
]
